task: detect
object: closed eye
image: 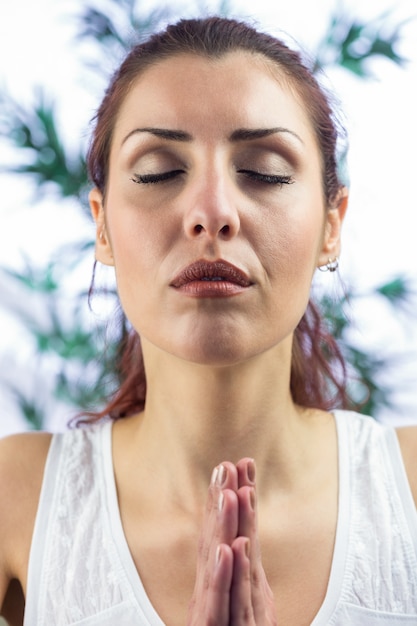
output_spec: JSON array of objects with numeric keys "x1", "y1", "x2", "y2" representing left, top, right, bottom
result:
[
  {"x1": 238, "y1": 170, "x2": 294, "y2": 186},
  {"x1": 131, "y1": 170, "x2": 184, "y2": 184}
]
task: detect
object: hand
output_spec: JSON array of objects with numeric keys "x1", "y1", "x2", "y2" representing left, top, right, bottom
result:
[{"x1": 187, "y1": 459, "x2": 277, "y2": 625}]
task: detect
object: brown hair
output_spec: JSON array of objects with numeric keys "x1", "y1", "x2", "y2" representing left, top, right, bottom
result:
[{"x1": 81, "y1": 16, "x2": 350, "y2": 424}]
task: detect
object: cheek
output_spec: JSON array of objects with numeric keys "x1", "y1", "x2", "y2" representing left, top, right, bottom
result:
[
  {"x1": 105, "y1": 216, "x2": 154, "y2": 323},
  {"x1": 253, "y1": 197, "x2": 325, "y2": 283},
  {"x1": 107, "y1": 203, "x2": 172, "y2": 279},
  {"x1": 105, "y1": 203, "x2": 182, "y2": 338}
]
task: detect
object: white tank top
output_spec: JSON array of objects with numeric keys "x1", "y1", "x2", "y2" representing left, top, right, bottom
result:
[{"x1": 24, "y1": 411, "x2": 417, "y2": 625}]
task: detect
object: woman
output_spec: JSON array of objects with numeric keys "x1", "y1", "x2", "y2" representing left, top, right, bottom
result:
[{"x1": 1, "y1": 16, "x2": 417, "y2": 626}]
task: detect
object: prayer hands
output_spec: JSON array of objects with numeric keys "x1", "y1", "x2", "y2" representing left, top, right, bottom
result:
[{"x1": 187, "y1": 459, "x2": 277, "y2": 625}]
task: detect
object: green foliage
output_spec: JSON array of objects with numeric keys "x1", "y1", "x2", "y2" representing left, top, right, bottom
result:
[
  {"x1": 4, "y1": 261, "x2": 59, "y2": 293},
  {"x1": 320, "y1": 275, "x2": 415, "y2": 414},
  {"x1": 0, "y1": 89, "x2": 88, "y2": 199},
  {"x1": 7, "y1": 387, "x2": 45, "y2": 431},
  {"x1": 314, "y1": 6, "x2": 410, "y2": 76},
  {"x1": 1, "y1": 255, "x2": 123, "y2": 408},
  {"x1": 0, "y1": 0, "x2": 415, "y2": 429},
  {"x1": 76, "y1": 0, "x2": 175, "y2": 64},
  {"x1": 376, "y1": 276, "x2": 415, "y2": 308}
]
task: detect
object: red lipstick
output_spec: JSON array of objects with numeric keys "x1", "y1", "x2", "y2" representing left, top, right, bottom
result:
[{"x1": 171, "y1": 260, "x2": 252, "y2": 297}]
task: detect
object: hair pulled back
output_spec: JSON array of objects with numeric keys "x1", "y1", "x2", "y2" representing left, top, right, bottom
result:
[{"x1": 82, "y1": 16, "x2": 349, "y2": 423}]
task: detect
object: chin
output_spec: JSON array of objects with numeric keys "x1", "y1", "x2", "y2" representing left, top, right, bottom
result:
[
  {"x1": 173, "y1": 342, "x2": 246, "y2": 367},
  {"x1": 181, "y1": 349, "x2": 249, "y2": 368},
  {"x1": 168, "y1": 334, "x2": 280, "y2": 369}
]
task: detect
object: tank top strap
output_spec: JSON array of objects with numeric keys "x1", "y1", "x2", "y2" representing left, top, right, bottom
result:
[
  {"x1": 332, "y1": 411, "x2": 417, "y2": 618},
  {"x1": 24, "y1": 429, "x2": 66, "y2": 623}
]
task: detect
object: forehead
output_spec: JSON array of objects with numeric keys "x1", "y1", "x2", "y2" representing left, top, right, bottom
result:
[{"x1": 112, "y1": 51, "x2": 316, "y2": 148}]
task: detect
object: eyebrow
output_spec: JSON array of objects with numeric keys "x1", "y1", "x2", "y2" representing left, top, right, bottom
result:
[
  {"x1": 121, "y1": 126, "x2": 303, "y2": 145},
  {"x1": 122, "y1": 127, "x2": 192, "y2": 144},
  {"x1": 229, "y1": 127, "x2": 304, "y2": 144}
]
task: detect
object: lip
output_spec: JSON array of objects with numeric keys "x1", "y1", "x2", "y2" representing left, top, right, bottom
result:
[{"x1": 170, "y1": 259, "x2": 253, "y2": 297}]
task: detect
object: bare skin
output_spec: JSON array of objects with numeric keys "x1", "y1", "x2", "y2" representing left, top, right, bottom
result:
[
  {"x1": 1, "y1": 416, "x2": 417, "y2": 624},
  {"x1": 1, "y1": 51, "x2": 417, "y2": 624},
  {"x1": 0, "y1": 432, "x2": 51, "y2": 625},
  {"x1": 0, "y1": 406, "x2": 338, "y2": 626}
]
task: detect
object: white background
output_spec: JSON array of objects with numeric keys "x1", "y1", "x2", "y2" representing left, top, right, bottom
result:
[{"x1": 0, "y1": 0, "x2": 416, "y2": 435}]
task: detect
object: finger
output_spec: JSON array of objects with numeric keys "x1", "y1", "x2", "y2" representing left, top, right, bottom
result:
[
  {"x1": 194, "y1": 467, "x2": 239, "y2": 605},
  {"x1": 208, "y1": 462, "x2": 240, "y2": 555},
  {"x1": 230, "y1": 537, "x2": 255, "y2": 624},
  {"x1": 198, "y1": 462, "x2": 238, "y2": 567},
  {"x1": 188, "y1": 543, "x2": 233, "y2": 626},
  {"x1": 214, "y1": 461, "x2": 239, "y2": 492},
  {"x1": 236, "y1": 461, "x2": 260, "y2": 561},
  {"x1": 208, "y1": 461, "x2": 240, "y2": 554},
  {"x1": 204, "y1": 461, "x2": 238, "y2": 528},
  {"x1": 194, "y1": 467, "x2": 220, "y2": 580},
  {"x1": 209, "y1": 543, "x2": 234, "y2": 624},
  {"x1": 201, "y1": 491, "x2": 238, "y2": 616},
  {"x1": 193, "y1": 466, "x2": 224, "y2": 605},
  {"x1": 219, "y1": 488, "x2": 239, "y2": 546},
  {"x1": 235, "y1": 469, "x2": 277, "y2": 624},
  {"x1": 236, "y1": 457, "x2": 256, "y2": 489},
  {"x1": 236, "y1": 486, "x2": 257, "y2": 549},
  {"x1": 236, "y1": 484, "x2": 272, "y2": 620}
]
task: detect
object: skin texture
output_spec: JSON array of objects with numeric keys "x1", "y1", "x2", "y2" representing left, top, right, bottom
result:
[
  {"x1": 187, "y1": 459, "x2": 277, "y2": 624},
  {"x1": 88, "y1": 51, "x2": 347, "y2": 625},
  {"x1": 3, "y1": 49, "x2": 417, "y2": 626},
  {"x1": 91, "y1": 52, "x2": 345, "y2": 369}
]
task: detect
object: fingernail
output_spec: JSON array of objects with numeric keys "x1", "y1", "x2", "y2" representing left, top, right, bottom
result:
[
  {"x1": 216, "y1": 464, "x2": 227, "y2": 487},
  {"x1": 244, "y1": 539, "x2": 250, "y2": 558},
  {"x1": 210, "y1": 466, "x2": 218, "y2": 485},
  {"x1": 216, "y1": 545, "x2": 222, "y2": 565},
  {"x1": 247, "y1": 459, "x2": 256, "y2": 483},
  {"x1": 218, "y1": 491, "x2": 224, "y2": 512},
  {"x1": 249, "y1": 488, "x2": 255, "y2": 511}
]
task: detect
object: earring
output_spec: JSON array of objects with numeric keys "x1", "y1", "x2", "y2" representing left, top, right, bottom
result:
[{"x1": 318, "y1": 257, "x2": 339, "y2": 273}]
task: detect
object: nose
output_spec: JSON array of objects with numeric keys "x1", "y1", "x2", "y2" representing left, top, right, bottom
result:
[{"x1": 183, "y1": 169, "x2": 240, "y2": 241}]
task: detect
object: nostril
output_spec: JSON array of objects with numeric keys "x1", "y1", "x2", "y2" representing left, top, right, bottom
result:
[{"x1": 190, "y1": 222, "x2": 233, "y2": 237}]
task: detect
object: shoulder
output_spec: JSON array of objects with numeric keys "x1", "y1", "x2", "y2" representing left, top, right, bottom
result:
[
  {"x1": 337, "y1": 412, "x2": 417, "y2": 500},
  {"x1": 0, "y1": 431, "x2": 53, "y2": 579},
  {"x1": 395, "y1": 425, "x2": 417, "y2": 507},
  {"x1": 0, "y1": 430, "x2": 53, "y2": 490},
  {"x1": 336, "y1": 412, "x2": 417, "y2": 509}
]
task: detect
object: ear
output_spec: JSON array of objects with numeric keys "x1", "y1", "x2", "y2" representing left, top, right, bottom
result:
[
  {"x1": 317, "y1": 187, "x2": 348, "y2": 268},
  {"x1": 89, "y1": 188, "x2": 114, "y2": 267}
]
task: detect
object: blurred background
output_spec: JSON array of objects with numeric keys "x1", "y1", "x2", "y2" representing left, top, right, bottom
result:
[{"x1": 0, "y1": 0, "x2": 416, "y2": 436}]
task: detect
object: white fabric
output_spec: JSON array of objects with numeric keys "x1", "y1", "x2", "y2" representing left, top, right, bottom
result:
[{"x1": 24, "y1": 411, "x2": 417, "y2": 625}]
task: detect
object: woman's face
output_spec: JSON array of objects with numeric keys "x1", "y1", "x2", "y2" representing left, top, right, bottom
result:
[{"x1": 91, "y1": 52, "x2": 345, "y2": 366}]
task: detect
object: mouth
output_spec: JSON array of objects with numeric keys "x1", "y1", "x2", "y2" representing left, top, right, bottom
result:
[{"x1": 171, "y1": 259, "x2": 253, "y2": 296}]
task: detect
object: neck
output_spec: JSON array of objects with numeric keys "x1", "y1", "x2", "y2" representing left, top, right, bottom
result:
[
  {"x1": 119, "y1": 337, "x2": 324, "y2": 497},
  {"x1": 148, "y1": 348, "x2": 293, "y2": 456}
]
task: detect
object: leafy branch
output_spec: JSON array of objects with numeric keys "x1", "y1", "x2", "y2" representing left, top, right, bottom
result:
[
  {"x1": 0, "y1": 1, "x2": 415, "y2": 429},
  {"x1": 0, "y1": 88, "x2": 88, "y2": 200},
  {"x1": 321, "y1": 275, "x2": 416, "y2": 414},
  {"x1": 314, "y1": 7, "x2": 411, "y2": 76}
]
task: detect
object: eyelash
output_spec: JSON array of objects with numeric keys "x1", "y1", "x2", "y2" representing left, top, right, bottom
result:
[
  {"x1": 131, "y1": 170, "x2": 294, "y2": 186},
  {"x1": 237, "y1": 170, "x2": 294, "y2": 186},
  {"x1": 131, "y1": 170, "x2": 184, "y2": 184}
]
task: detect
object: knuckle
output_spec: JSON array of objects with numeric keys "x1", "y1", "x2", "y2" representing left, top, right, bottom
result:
[
  {"x1": 251, "y1": 567, "x2": 262, "y2": 589},
  {"x1": 232, "y1": 604, "x2": 253, "y2": 623},
  {"x1": 241, "y1": 606, "x2": 253, "y2": 621}
]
